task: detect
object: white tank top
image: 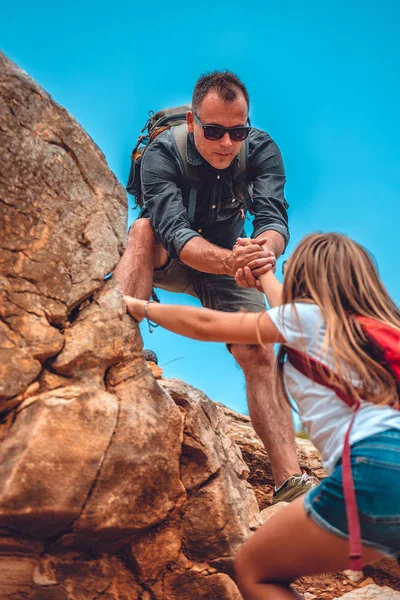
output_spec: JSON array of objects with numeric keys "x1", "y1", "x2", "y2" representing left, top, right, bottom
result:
[{"x1": 268, "y1": 302, "x2": 400, "y2": 473}]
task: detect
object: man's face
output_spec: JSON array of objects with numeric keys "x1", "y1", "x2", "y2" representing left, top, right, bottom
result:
[{"x1": 187, "y1": 90, "x2": 248, "y2": 170}]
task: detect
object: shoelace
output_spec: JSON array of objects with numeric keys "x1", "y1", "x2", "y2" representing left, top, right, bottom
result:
[{"x1": 296, "y1": 473, "x2": 315, "y2": 486}]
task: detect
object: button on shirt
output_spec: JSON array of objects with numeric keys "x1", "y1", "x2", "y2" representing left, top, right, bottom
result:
[{"x1": 140, "y1": 128, "x2": 289, "y2": 260}]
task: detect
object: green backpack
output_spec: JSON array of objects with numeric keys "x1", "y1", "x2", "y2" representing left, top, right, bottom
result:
[{"x1": 126, "y1": 105, "x2": 253, "y2": 222}]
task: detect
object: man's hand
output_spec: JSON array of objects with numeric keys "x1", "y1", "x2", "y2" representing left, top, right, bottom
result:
[
  {"x1": 231, "y1": 237, "x2": 275, "y2": 273},
  {"x1": 233, "y1": 238, "x2": 276, "y2": 289},
  {"x1": 124, "y1": 296, "x2": 146, "y2": 321}
]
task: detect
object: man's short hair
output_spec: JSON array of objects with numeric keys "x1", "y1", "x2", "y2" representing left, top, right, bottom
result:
[{"x1": 192, "y1": 70, "x2": 250, "y2": 114}]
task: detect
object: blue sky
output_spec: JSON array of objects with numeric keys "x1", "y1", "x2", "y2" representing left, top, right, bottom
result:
[{"x1": 2, "y1": 0, "x2": 400, "y2": 418}]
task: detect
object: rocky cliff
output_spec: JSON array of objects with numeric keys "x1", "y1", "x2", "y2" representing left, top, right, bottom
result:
[
  {"x1": 0, "y1": 50, "x2": 261, "y2": 600},
  {"x1": 0, "y1": 52, "x2": 398, "y2": 600}
]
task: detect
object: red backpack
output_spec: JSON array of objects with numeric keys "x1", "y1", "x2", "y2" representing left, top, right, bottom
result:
[{"x1": 284, "y1": 315, "x2": 400, "y2": 571}]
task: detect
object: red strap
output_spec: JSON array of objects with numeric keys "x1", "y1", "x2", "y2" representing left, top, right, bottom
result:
[
  {"x1": 342, "y1": 403, "x2": 363, "y2": 571},
  {"x1": 285, "y1": 347, "x2": 357, "y2": 407},
  {"x1": 284, "y1": 346, "x2": 363, "y2": 570}
]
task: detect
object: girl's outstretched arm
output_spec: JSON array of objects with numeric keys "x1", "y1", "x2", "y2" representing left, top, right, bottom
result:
[
  {"x1": 124, "y1": 297, "x2": 285, "y2": 345},
  {"x1": 259, "y1": 271, "x2": 283, "y2": 308}
]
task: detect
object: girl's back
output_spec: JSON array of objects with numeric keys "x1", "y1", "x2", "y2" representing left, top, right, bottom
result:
[{"x1": 268, "y1": 301, "x2": 400, "y2": 473}]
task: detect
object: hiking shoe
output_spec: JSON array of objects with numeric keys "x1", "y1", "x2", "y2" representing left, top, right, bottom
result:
[{"x1": 272, "y1": 473, "x2": 320, "y2": 505}]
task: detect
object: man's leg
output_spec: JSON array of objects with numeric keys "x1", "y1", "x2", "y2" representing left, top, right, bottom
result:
[
  {"x1": 114, "y1": 218, "x2": 167, "y2": 299},
  {"x1": 230, "y1": 343, "x2": 300, "y2": 488},
  {"x1": 186, "y1": 271, "x2": 303, "y2": 491}
]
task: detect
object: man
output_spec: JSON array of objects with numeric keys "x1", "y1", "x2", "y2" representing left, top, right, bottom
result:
[{"x1": 115, "y1": 70, "x2": 317, "y2": 502}]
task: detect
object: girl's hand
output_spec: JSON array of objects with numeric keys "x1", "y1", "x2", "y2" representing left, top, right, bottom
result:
[
  {"x1": 233, "y1": 237, "x2": 275, "y2": 289},
  {"x1": 124, "y1": 296, "x2": 146, "y2": 322},
  {"x1": 234, "y1": 238, "x2": 276, "y2": 289},
  {"x1": 235, "y1": 266, "x2": 263, "y2": 291}
]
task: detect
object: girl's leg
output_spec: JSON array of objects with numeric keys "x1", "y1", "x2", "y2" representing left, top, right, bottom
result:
[{"x1": 235, "y1": 496, "x2": 383, "y2": 600}]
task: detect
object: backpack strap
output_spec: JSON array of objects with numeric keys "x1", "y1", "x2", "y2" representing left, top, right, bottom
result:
[
  {"x1": 232, "y1": 137, "x2": 254, "y2": 215},
  {"x1": 342, "y1": 402, "x2": 363, "y2": 571},
  {"x1": 172, "y1": 123, "x2": 201, "y2": 223},
  {"x1": 284, "y1": 345, "x2": 363, "y2": 571},
  {"x1": 284, "y1": 347, "x2": 357, "y2": 408}
]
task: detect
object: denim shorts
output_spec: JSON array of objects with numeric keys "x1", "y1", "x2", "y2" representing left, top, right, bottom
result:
[
  {"x1": 304, "y1": 429, "x2": 400, "y2": 560},
  {"x1": 153, "y1": 258, "x2": 266, "y2": 313}
]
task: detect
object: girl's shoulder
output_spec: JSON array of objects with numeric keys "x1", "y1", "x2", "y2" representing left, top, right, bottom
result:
[
  {"x1": 268, "y1": 301, "x2": 323, "y2": 328},
  {"x1": 268, "y1": 302, "x2": 325, "y2": 348}
]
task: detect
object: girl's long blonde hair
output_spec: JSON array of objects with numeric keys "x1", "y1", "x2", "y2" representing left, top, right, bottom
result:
[{"x1": 277, "y1": 233, "x2": 400, "y2": 408}]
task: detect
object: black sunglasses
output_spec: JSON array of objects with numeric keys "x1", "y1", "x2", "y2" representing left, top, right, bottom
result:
[{"x1": 193, "y1": 112, "x2": 251, "y2": 142}]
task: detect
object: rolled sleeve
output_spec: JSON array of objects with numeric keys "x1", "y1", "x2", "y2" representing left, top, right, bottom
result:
[
  {"x1": 249, "y1": 131, "x2": 289, "y2": 249},
  {"x1": 141, "y1": 138, "x2": 199, "y2": 259}
]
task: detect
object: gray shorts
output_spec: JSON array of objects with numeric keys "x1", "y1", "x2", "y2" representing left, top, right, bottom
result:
[{"x1": 153, "y1": 259, "x2": 266, "y2": 313}]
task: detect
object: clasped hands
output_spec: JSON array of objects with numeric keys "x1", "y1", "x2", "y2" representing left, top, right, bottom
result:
[
  {"x1": 125, "y1": 237, "x2": 276, "y2": 322},
  {"x1": 232, "y1": 237, "x2": 276, "y2": 290}
]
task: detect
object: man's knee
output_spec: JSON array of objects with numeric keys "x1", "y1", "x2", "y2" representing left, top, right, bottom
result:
[
  {"x1": 230, "y1": 342, "x2": 275, "y2": 373},
  {"x1": 128, "y1": 218, "x2": 155, "y2": 245},
  {"x1": 128, "y1": 218, "x2": 168, "y2": 269}
]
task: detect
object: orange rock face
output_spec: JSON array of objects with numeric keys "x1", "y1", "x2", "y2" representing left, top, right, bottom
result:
[{"x1": 0, "y1": 51, "x2": 258, "y2": 599}]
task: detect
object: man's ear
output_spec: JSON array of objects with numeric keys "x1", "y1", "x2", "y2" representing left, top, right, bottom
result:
[{"x1": 187, "y1": 111, "x2": 194, "y2": 133}]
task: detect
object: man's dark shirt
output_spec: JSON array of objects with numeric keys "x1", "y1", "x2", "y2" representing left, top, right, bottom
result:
[{"x1": 140, "y1": 128, "x2": 289, "y2": 260}]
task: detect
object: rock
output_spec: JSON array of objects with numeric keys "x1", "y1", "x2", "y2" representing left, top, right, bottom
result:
[
  {"x1": 159, "y1": 379, "x2": 261, "y2": 579},
  {"x1": 343, "y1": 570, "x2": 365, "y2": 583},
  {"x1": 260, "y1": 501, "x2": 289, "y2": 522},
  {"x1": 359, "y1": 578, "x2": 376, "y2": 587},
  {"x1": 0, "y1": 384, "x2": 118, "y2": 538},
  {"x1": 217, "y1": 402, "x2": 326, "y2": 508},
  {"x1": 363, "y1": 557, "x2": 400, "y2": 586},
  {"x1": 0, "y1": 50, "x2": 127, "y2": 403},
  {"x1": 162, "y1": 570, "x2": 241, "y2": 600},
  {"x1": 54, "y1": 373, "x2": 186, "y2": 551},
  {"x1": 147, "y1": 360, "x2": 163, "y2": 378},
  {"x1": 52, "y1": 280, "x2": 142, "y2": 383},
  {"x1": 216, "y1": 403, "x2": 275, "y2": 508},
  {"x1": 334, "y1": 584, "x2": 400, "y2": 599},
  {"x1": 0, "y1": 51, "x2": 260, "y2": 598},
  {"x1": 0, "y1": 554, "x2": 145, "y2": 600}
]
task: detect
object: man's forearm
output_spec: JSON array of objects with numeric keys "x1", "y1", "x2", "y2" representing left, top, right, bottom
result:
[
  {"x1": 179, "y1": 236, "x2": 234, "y2": 276},
  {"x1": 255, "y1": 230, "x2": 285, "y2": 259}
]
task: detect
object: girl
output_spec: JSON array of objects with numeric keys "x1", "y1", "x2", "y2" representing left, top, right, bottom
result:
[{"x1": 124, "y1": 232, "x2": 400, "y2": 600}]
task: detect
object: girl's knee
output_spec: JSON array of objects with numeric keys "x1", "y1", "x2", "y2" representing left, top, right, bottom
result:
[
  {"x1": 234, "y1": 546, "x2": 257, "y2": 592},
  {"x1": 234, "y1": 557, "x2": 248, "y2": 595}
]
